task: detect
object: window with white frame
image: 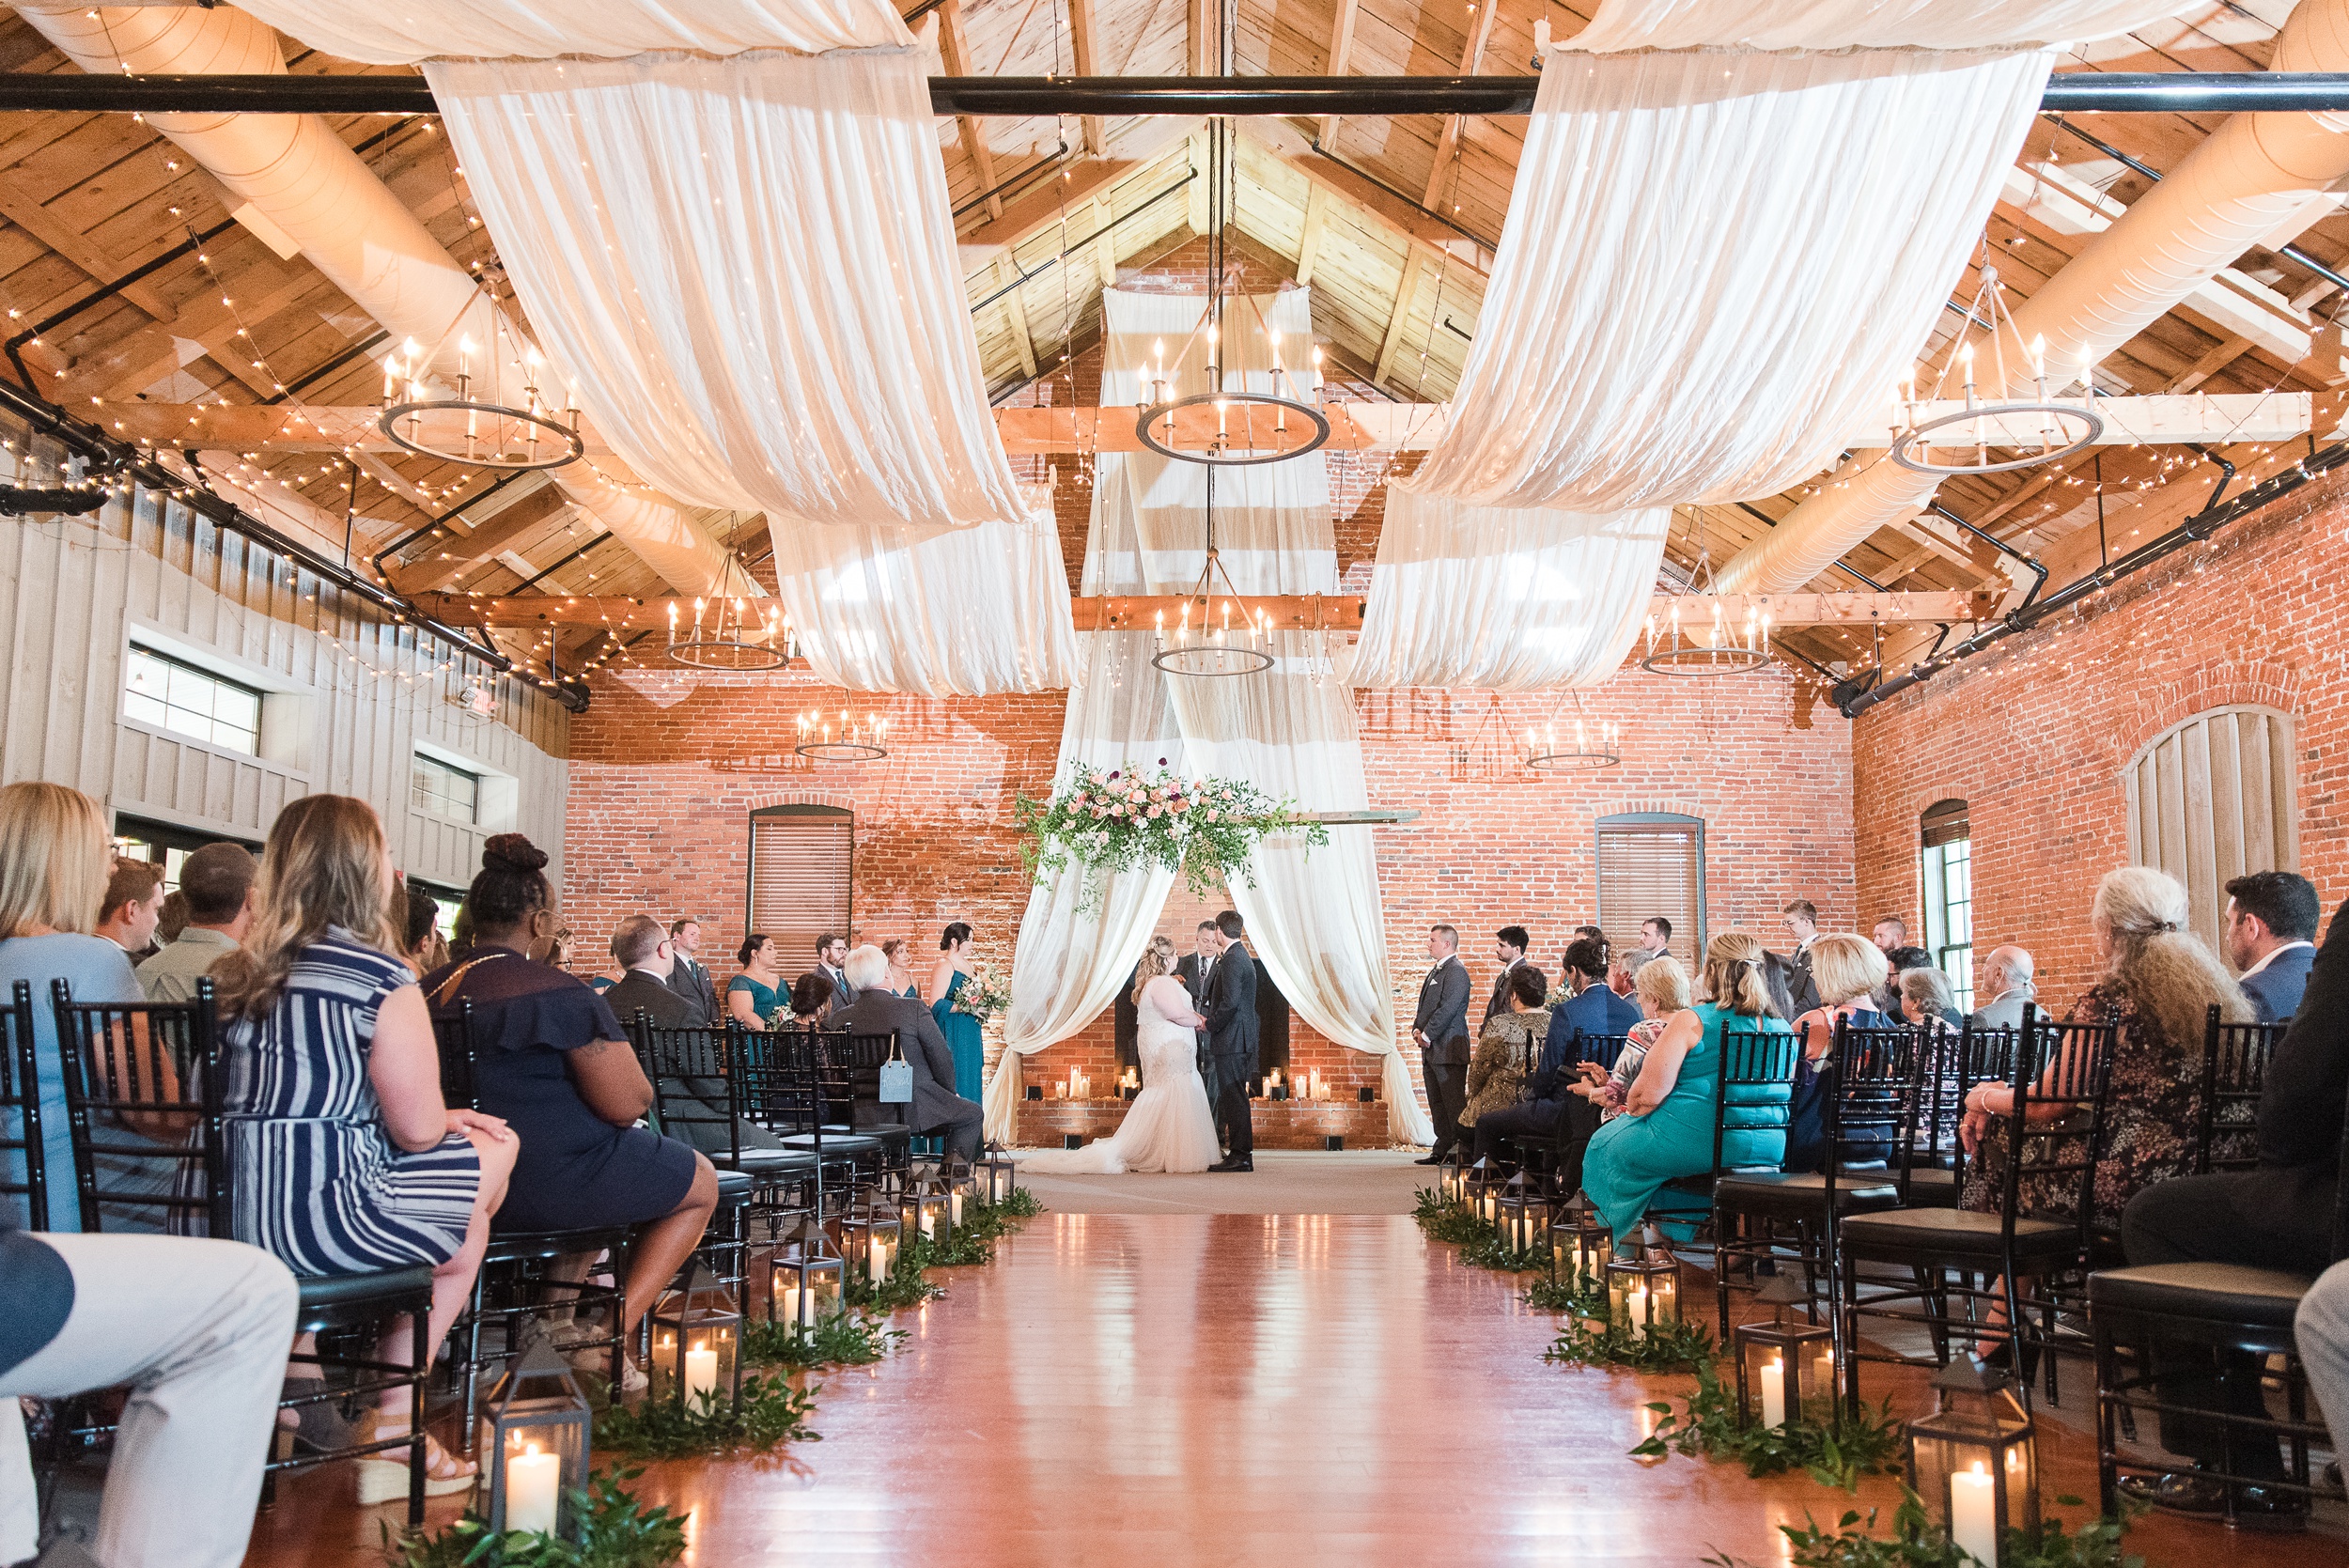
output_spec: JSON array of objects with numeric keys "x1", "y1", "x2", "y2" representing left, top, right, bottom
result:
[
  {"x1": 412, "y1": 753, "x2": 481, "y2": 824},
  {"x1": 1919, "y1": 799, "x2": 1974, "y2": 1011},
  {"x1": 124, "y1": 644, "x2": 262, "y2": 756}
]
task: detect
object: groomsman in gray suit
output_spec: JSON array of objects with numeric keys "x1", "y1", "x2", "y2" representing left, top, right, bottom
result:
[{"x1": 1412, "y1": 924, "x2": 1472, "y2": 1165}]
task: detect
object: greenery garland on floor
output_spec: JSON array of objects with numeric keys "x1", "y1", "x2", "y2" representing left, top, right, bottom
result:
[
  {"x1": 742, "y1": 1308, "x2": 904, "y2": 1370},
  {"x1": 381, "y1": 1468, "x2": 687, "y2": 1567},
  {"x1": 1631, "y1": 1360, "x2": 1902, "y2": 1492},
  {"x1": 1702, "y1": 1490, "x2": 2145, "y2": 1568},
  {"x1": 1544, "y1": 1312, "x2": 1719, "y2": 1374},
  {"x1": 593, "y1": 1374, "x2": 818, "y2": 1460},
  {"x1": 1411, "y1": 1187, "x2": 1552, "y2": 1272}
]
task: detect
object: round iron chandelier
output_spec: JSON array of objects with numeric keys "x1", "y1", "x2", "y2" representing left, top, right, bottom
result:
[
  {"x1": 1521, "y1": 695, "x2": 1624, "y2": 771},
  {"x1": 794, "y1": 705, "x2": 890, "y2": 762},
  {"x1": 1888, "y1": 267, "x2": 2103, "y2": 477},
  {"x1": 378, "y1": 334, "x2": 583, "y2": 473},
  {"x1": 665, "y1": 557, "x2": 793, "y2": 671}
]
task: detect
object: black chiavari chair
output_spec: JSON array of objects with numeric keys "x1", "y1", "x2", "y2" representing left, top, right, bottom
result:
[{"x1": 2, "y1": 980, "x2": 46, "y2": 1229}]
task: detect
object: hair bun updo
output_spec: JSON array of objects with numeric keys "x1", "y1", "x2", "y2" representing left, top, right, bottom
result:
[{"x1": 481, "y1": 833, "x2": 549, "y2": 875}]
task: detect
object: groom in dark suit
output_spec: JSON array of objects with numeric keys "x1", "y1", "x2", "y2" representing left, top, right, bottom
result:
[
  {"x1": 1174, "y1": 920, "x2": 1221, "y2": 1106},
  {"x1": 1205, "y1": 910, "x2": 1259, "y2": 1172}
]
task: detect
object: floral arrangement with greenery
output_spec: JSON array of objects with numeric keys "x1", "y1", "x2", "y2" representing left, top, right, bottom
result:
[
  {"x1": 951, "y1": 958, "x2": 1009, "y2": 1020},
  {"x1": 1014, "y1": 759, "x2": 1328, "y2": 908}
]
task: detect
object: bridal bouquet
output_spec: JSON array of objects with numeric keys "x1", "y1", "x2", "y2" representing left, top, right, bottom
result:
[
  {"x1": 952, "y1": 959, "x2": 1009, "y2": 1020},
  {"x1": 1014, "y1": 759, "x2": 1329, "y2": 908}
]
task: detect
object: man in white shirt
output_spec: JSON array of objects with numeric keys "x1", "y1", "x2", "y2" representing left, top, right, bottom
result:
[
  {"x1": 1777, "y1": 898, "x2": 1823, "y2": 1016},
  {"x1": 808, "y1": 932, "x2": 855, "y2": 1013},
  {"x1": 2224, "y1": 871, "x2": 2321, "y2": 1022},
  {"x1": 136, "y1": 845, "x2": 255, "y2": 1003},
  {"x1": 95, "y1": 860, "x2": 165, "y2": 957},
  {"x1": 1966, "y1": 945, "x2": 2038, "y2": 1031}
]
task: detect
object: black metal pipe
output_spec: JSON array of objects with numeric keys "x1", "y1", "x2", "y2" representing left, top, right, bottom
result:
[
  {"x1": 952, "y1": 140, "x2": 1072, "y2": 219},
  {"x1": 366, "y1": 468, "x2": 531, "y2": 590},
  {"x1": 1927, "y1": 501, "x2": 2048, "y2": 613},
  {"x1": 10, "y1": 71, "x2": 2349, "y2": 117},
  {"x1": 508, "y1": 532, "x2": 610, "y2": 595},
  {"x1": 1305, "y1": 140, "x2": 1501, "y2": 253},
  {"x1": 968, "y1": 171, "x2": 1194, "y2": 312},
  {"x1": 1839, "y1": 442, "x2": 2349, "y2": 718},
  {"x1": 267, "y1": 328, "x2": 389, "y2": 403}
]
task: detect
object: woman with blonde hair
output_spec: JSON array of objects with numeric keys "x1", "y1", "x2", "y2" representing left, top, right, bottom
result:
[
  {"x1": 1961, "y1": 865, "x2": 2251, "y2": 1228},
  {"x1": 213, "y1": 794, "x2": 518, "y2": 1502},
  {"x1": 1783, "y1": 935, "x2": 1893, "y2": 1173},
  {"x1": 1020, "y1": 934, "x2": 1219, "y2": 1174},
  {"x1": 0, "y1": 782, "x2": 151, "y2": 1230},
  {"x1": 1581, "y1": 932, "x2": 1794, "y2": 1241}
]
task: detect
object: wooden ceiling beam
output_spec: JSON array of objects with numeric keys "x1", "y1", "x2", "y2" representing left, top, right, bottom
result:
[
  {"x1": 1066, "y1": 0, "x2": 1105, "y2": 156},
  {"x1": 1317, "y1": 0, "x2": 1361, "y2": 149},
  {"x1": 1373, "y1": 251, "x2": 1429, "y2": 389},
  {"x1": 935, "y1": 0, "x2": 1002, "y2": 222},
  {"x1": 388, "y1": 484, "x2": 572, "y2": 596},
  {"x1": 1242, "y1": 119, "x2": 1494, "y2": 273},
  {"x1": 1423, "y1": 0, "x2": 1503, "y2": 210},
  {"x1": 0, "y1": 169, "x2": 177, "y2": 323}
]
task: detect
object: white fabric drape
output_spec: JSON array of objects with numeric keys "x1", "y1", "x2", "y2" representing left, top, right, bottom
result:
[
  {"x1": 232, "y1": 0, "x2": 907, "y2": 62},
  {"x1": 1347, "y1": 492, "x2": 1670, "y2": 691},
  {"x1": 1568, "y1": 0, "x2": 2195, "y2": 53},
  {"x1": 1404, "y1": 44, "x2": 2048, "y2": 512}
]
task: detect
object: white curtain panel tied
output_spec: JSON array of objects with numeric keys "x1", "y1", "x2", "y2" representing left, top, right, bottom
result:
[
  {"x1": 1568, "y1": 0, "x2": 2197, "y2": 53},
  {"x1": 232, "y1": 0, "x2": 908, "y2": 62},
  {"x1": 1347, "y1": 492, "x2": 1670, "y2": 691},
  {"x1": 1403, "y1": 43, "x2": 2049, "y2": 513}
]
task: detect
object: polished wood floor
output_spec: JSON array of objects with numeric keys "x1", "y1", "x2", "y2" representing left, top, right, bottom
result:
[{"x1": 247, "y1": 1213, "x2": 2345, "y2": 1564}]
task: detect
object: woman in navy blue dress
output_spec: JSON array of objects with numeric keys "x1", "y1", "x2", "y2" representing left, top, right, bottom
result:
[
  {"x1": 423, "y1": 834, "x2": 715, "y2": 1375},
  {"x1": 214, "y1": 794, "x2": 519, "y2": 1502},
  {"x1": 1782, "y1": 934, "x2": 1895, "y2": 1173}
]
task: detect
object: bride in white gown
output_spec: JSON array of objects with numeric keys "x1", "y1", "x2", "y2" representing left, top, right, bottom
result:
[{"x1": 1022, "y1": 936, "x2": 1223, "y2": 1174}]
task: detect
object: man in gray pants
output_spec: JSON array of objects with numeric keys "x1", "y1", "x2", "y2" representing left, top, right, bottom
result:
[
  {"x1": 2, "y1": 1227, "x2": 298, "y2": 1568},
  {"x1": 1411, "y1": 924, "x2": 1472, "y2": 1165}
]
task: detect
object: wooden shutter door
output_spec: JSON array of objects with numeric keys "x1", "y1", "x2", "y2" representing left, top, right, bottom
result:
[
  {"x1": 748, "y1": 807, "x2": 853, "y2": 971},
  {"x1": 2124, "y1": 706, "x2": 2297, "y2": 964},
  {"x1": 1595, "y1": 814, "x2": 1704, "y2": 969}
]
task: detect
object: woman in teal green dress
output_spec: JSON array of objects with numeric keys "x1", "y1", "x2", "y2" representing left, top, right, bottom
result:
[
  {"x1": 724, "y1": 933, "x2": 789, "y2": 1028},
  {"x1": 1582, "y1": 932, "x2": 1793, "y2": 1243},
  {"x1": 926, "y1": 922, "x2": 985, "y2": 1103}
]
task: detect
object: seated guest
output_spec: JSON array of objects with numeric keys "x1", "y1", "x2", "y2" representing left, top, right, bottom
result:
[
  {"x1": 1568, "y1": 955, "x2": 1689, "y2": 1126},
  {"x1": 605, "y1": 915, "x2": 707, "y2": 1030},
  {"x1": 136, "y1": 842, "x2": 255, "y2": 1004},
  {"x1": 1967, "y1": 944, "x2": 2037, "y2": 1030},
  {"x1": 1608, "y1": 953, "x2": 1639, "y2": 998},
  {"x1": 727, "y1": 932, "x2": 790, "y2": 1028},
  {"x1": 154, "y1": 889, "x2": 190, "y2": 947},
  {"x1": 1783, "y1": 935, "x2": 1892, "y2": 1173},
  {"x1": 2118, "y1": 893, "x2": 2347, "y2": 1527},
  {"x1": 1960, "y1": 867, "x2": 2249, "y2": 1233},
  {"x1": 0, "y1": 784, "x2": 153, "y2": 1232},
  {"x1": 880, "y1": 938, "x2": 921, "y2": 999},
  {"x1": 783, "y1": 970, "x2": 833, "y2": 1029},
  {"x1": 1461, "y1": 966, "x2": 1548, "y2": 1137},
  {"x1": 1582, "y1": 933, "x2": 1791, "y2": 1242},
  {"x1": 2295, "y1": 1259, "x2": 2349, "y2": 1514},
  {"x1": 0, "y1": 1223, "x2": 299, "y2": 1568},
  {"x1": 402, "y1": 883, "x2": 449, "y2": 975},
  {"x1": 829, "y1": 944, "x2": 983, "y2": 1160},
  {"x1": 422, "y1": 834, "x2": 716, "y2": 1383},
  {"x1": 1898, "y1": 964, "x2": 1964, "y2": 1030},
  {"x1": 95, "y1": 857, "x2": 165, "y2": 958},
  {"x1": 1470, "y1": 939, "x2": 1631, "y2": 1181},
  {"x1": 1878, "y1": 943, "x2": 1934, "y2": 1014},
  {"x1": 1546, "y1": 935, "x2": 1641, "y2": 1069},
  {"x1": 2222, "y1": 870, "x2": 2319, "y2": 1022},
  {"x1": 212, "y1": 795, "x2": 519, "y2": 1501},
  {"x1": 1874, "y1": 915, "x2": 1908, "y2": 955}
]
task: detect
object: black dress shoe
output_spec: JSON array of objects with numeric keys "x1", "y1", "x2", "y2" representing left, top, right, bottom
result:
[
  {"x1": 2119, "y1": 1472, "x2": 2227, "y2": 1516},
  {"x1": 1207, "y1": 1156, "x2": 1253, "y2": 1172},
  {"x1": 2229, "y1": 1484, "x2": 2310, "y2": 1532},
  {"x1": 1411, "y1": 1155, "x2": 1445, "y2": 1166}
]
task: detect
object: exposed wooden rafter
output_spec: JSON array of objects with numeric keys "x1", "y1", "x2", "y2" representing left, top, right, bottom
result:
[
  {"x1": 936, "y1": 0, "x2": 1002, "y2": 222},
  {"x1": 1422, "y1": 0, "x2": 1502, "y2": 210}
]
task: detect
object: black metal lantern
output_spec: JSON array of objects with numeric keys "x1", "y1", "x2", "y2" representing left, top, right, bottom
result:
[
  {"x1": 1548, "y1": 1191, "x2": 1609, "y2": 1286},
  {"x1": 902, "y1": 1174, "x2": 954, "y2": 1250},
  {"x1": 941, "y1": 1155, "x2": 979, "y2": 1233},
  {"x1": 770, "y1": 1216, "x2": 846, "y2": 1329},
  {"x1": 479, "y1": 1339, "x2": 591, "y2": 1539},
  {"x1": 1496, "y1": 1172, "x2": 1543, "y2": 1252},
  {"x1": 840, "y1": 1189, "x2": 902, "y2": 1282},
  {"x1": 1439, "y1": 1146, "x2": 1469, "y2": 1205},
  {"x1": 1905, "y1": 1357, "x2": 2039, "y2": 1566},
  {"x1": 979, "y1": 1141, "x2": 1018, "y2": 1205},
  {"x1": 1462, "y1": 1156, "x2": 1501, "y2": 1224},
  {"x1": 1605, "y1": 1223, "x2": 1682, "y2": 1340},
  {"x1": 647, "y1": 1259, "x2": 742, "y2": 1414},
  {"x1": 1732, "y1": 1273, "x2": 1837, "y2": 1431}
]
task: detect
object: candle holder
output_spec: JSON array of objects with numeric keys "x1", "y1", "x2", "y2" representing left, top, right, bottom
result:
[
  {"x1": 479, "y1": 1338, "x2": 591, "y2": 1539},
  {"x1": 646, "y1": 1260, "x2": 741, "y2": 1415},
  {"x1": 1905, "y1": 1357, "x2": 2039, "y2": 1566},
  {"x1": 1463, "y1": 1157, "x2": 1501, "y2": 1225},
  {"x1": 979, "y1": 1141, "x2": 1018, "y2": 1205},
  {"x1": 1439, "y1": 1148, "x2": 1470, "y2": 1206},
  {"x1": 1549, "y1": 1191, "x2": 1609, "y2": 1286},
  {"x1": 770, "y1": 1217, "x2": 846, "y2": 1329},
  {"x1": 1733, "y1": 1273, "x2": 1837, "y2": 1431},
  {"x1": 941, "y1": 1155, "x2": 978, "y2": 1234},
  {"x1": 1497, "y1": 1172, "x2": 1542, "y2": 1251},
  {"x1": 1605, "y1": 1224, "x2": 1683, "y2": 1340},
  {"x1": 901, "y1": 1174, "x2": 954, "y2": 1250},
  {"x1": 842, "y1": 1190, "x2": 903, "y2": 1281}
]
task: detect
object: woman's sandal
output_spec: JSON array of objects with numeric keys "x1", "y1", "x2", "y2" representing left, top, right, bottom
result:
[{"x1": 354, "y1": 1416, "x2": 478, "y2": 1505}]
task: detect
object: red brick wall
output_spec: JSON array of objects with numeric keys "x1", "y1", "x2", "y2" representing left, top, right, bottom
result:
[{"x1": 1848, "y1": 470, "x2": 2349, "y2": 1006}]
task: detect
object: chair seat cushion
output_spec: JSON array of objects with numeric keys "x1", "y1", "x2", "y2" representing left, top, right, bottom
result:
[
  {"x1": 2088, "y1": 1263, "x2": 2314, "y2": 1329},
  {"x1": 1716, "y1": 1170, "x2": 1902, "y2": 1216},
  {"x1": 783, "y1": 1133, "x2": 882, "y2": 1154},
  {"x1": 298, "y1": 1264, "x2": 435, "y2": 1313},
  {"x1": 1839, "y1": 1205, "x2": 2077, "y2": 1259},
  {"x1": 1900, "y1": 1166, "x2": 1958, "y2": 1208},
  {"x1": 712, "y1": 1170, "x2": 756, "y2": 1204},
  {"x1": 728, "y1": 1148, "x2": 817, "y2": 1174}
]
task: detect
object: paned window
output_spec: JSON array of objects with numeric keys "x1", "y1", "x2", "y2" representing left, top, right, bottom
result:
[
  {"x1": 123, "y1": 644, "x2": 261, "y2": 756},
  {"x1": 749, "y1": 805, "x2": 853, "y2": 974},
  {"x1": 111, "y1": 815, "x2": 260, "y2": 895},
  {"x1": 1595, "y1": 813, "x2": 1704, "y2": 970},
  {"x1": 412, "y1": 753, "x2": 481, "y2": 825},
  {"x1": 1919, "y1": 799, "x2": 1973, "y2": 1011}
]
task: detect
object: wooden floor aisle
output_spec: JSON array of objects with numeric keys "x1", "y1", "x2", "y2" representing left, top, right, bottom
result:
[{"x1": 247, "y1": 1212, "x2": 2347, "y2": 1565}]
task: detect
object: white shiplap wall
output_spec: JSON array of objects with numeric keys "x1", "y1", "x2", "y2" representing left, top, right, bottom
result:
[{"x1": 0, "y1": 454, "x2": 569, "y2": 889}]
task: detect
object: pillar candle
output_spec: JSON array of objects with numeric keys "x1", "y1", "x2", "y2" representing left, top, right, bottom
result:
[
  {"x1": 506, "y1": 1442, "x2": 561, "y2": 1535},
  {"x1": 1812, "y1": 1348, "x2": 1835, "y2": 1406},
  {"x1": 1949, "y1": 1463, "x2": 1997, "y2": 1565},
  {"x1": 1759, "y1": 1356, "x2": 1785, "y2": 1430},
  {"x1": 778, "y1": 1282, "x2": 801, "y2": 1328},
  {"x1": 868, "y1": 1237, "x2": 885, "y2": 1280},
  {"x1": 1626, "y1": 1287, "x2": 1650, "y2": 1341},
  {"x1": 685, "y1": 1342, "x2": 719, "y2": 1405}
]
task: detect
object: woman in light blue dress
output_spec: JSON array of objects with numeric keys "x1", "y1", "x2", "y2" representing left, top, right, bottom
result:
[
  {"x1": 1582, "y1": 932, "x2": 1793, "y2": 1243},
  {"x1": 926, "y1": 923, "x2": 985, "y2": 1104}
]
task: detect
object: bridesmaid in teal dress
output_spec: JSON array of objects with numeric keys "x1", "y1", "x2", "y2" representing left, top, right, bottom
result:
[
  {"x1": 725, "y1": 933, "x2": 790, "y2": 1028},
  {"x1": 1582, "y1": 933, "x2": 1793, "y2": 1244},
  {"x1": 926, "y1": 922, "x2": 985, "y2": 1103}
]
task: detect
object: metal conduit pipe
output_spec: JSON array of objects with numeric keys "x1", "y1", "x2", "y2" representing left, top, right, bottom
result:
[
  {"x1": 1836, "y1": 440, "x2": 2349, "y2": 718},
  {"x1": 21, "y1": 5, "x2": 739, "y2": 597},
  {"x1": 1717, "y1": 0, "x2": 2349, "y2": 598}
]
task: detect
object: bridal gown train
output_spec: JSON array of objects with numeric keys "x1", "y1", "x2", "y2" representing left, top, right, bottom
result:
[{"x1": 1022, "y1": 977, "x2": 1222, "y2": 1173}]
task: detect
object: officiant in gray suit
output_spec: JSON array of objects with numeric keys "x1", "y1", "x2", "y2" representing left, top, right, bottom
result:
[{"x1": 1413, "y1": 924, "x2": 1472, "y2": 1164}]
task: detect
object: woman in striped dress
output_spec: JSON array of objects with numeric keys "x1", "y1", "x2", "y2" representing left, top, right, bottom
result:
[{"x1": 213, "y1": 795, "x2": 518, "y2": 1504}]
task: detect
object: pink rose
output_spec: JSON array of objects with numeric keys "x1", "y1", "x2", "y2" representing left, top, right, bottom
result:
[
  {"x1": 1170, "y1": 799, "x2": 1189, "y2": 814},
  {"x1": 1206, "y1": 809, "x2": 1220, "y2": 822},
  {"x1": 1146, "y1": 804, "x2": 1163, "y2": 818}
]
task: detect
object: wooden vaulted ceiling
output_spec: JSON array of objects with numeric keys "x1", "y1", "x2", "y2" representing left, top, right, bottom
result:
[{"x1": 0, "y1": 0, "x2": 2337, "y2": 683}]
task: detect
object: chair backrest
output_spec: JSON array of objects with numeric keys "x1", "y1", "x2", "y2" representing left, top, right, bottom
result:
[
  {"x1": 1577, "y1": 1032, "x2": 1630, "y2": 1072},
  {"x1": 2195, "y1": 1002, "x2": 2283, "y2": 1176},
  {"x1": 633, "y1": 1018, "x2": 742, "y2": 1167},
  {"x1": 429, "y1": 1001, "x2": 480, "y2": 1111},
  {"x1": 2, "y1": 980, "x2": 46, "y2": 1230},
  {"x1": 820, "y1": 1030, "x2": 904, "y2": 1123},
  {"x1": 1714, "y1": 1021, "x2": 1800, "y2": 1175},
  {"x1": 1992, "y1": 1005, "x2": 2120, "y2": 1250},
  {"x1": 1821, "y1": 1017, "x2": 1931, "y2": 1201},
  {"x1": 1912, "y1": 1022, "x2": 2013, "y2": 1190},
  {"x1": 52, "y1": 976, "x2": 222, "y2": 1236}
]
